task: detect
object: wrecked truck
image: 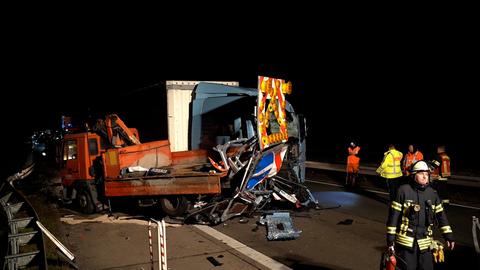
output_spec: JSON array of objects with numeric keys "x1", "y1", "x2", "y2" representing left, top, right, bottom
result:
[{"x1": 58, "y1": 77, "x2": 317, "y2": 224}]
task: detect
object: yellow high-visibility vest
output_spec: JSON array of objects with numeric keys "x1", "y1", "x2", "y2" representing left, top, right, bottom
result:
[{"x1": 377, "y1": 149, "x2": 403, "y2": 179}]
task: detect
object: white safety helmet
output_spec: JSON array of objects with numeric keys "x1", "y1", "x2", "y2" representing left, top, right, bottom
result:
[{"x1": 410, "y1": 160, "x2": 430, "y2": 174}]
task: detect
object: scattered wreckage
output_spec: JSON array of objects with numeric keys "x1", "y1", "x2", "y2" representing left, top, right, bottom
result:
[{"x1": 184, "y1": 135, "x2": 318, "y2": 225}]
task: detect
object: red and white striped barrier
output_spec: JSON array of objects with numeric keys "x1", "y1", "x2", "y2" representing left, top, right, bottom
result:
[
  {"x1": 148, "y1": 219, "x2": 167, "y2": 270},
  {"x1": 148, "y1": 220, "x2": 154, "y2": 269}
]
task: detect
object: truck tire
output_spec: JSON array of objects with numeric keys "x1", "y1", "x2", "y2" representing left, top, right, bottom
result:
[
  {"x1": 159, "y1": 196, "x2": 189, "y2": 216},
  {"x1": 77, "y1": 188, "x2": 95, "y2": 214}
]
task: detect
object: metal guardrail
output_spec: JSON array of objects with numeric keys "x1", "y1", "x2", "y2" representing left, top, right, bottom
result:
[
  {"x1": 1, "y1": 164, "x2": 47, "y2": 270},
  {"x1": 306, "y1": 161, "x2": 480, "y2": 188}
]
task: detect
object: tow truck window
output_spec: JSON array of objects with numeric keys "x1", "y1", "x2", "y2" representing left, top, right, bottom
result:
[
  {"x1": 88, "y1": 138, "x2": 98, "y2": 156},
  {"x1": 99, "y1": 137, "x2": 108, "y2": 150},
  {"x1": 63, "y1": 140, "x2": 77, "y2": 160}
]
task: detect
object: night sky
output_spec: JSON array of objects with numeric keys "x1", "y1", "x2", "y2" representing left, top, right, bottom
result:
[{"x1": 2, "y1": 19, "x2": 478, "y2": 176}]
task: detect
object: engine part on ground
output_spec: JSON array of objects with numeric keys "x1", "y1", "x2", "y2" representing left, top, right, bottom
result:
[{"x1": 259, "y1": 212, "x2": 301, "y2": 241}]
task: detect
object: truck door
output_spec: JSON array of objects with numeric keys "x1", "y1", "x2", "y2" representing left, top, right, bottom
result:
[
  {"x1": 296, "y1": 114, "x2": 307, "y2": 183},
  {"x1": 63, "y1": 139, "x2": 80, "y2": 181},
  {"x1": 86, "y1": 136, "x2": 101, "y2": 179}
]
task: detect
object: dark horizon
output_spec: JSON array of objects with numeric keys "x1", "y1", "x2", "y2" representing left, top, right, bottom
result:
[{"x1": 3, "y1": 28, "x2": 478, "y2": 177}]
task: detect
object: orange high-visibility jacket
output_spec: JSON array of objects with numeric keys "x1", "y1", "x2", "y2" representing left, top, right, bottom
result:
[
  {"x1": 402, "y1": 151, "x2": 424, "y2": 176},
  {"x1": 347, "y1": 146, "x2": 361, "y2": 173},
  {"x1": 431, "y1": 152, "x2": 451, "y2": 181},
  {"x1": 348, "y1": 146, "x2": 360, "y2": 156}
]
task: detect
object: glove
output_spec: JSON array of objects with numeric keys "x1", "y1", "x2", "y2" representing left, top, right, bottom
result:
[
  {"x1": 431, "y1": 240, "x2": 445, "y2": 263},
  {"x1": 446, "y1": 240, "x2": 455, "y2": 250},
  {"x1": 433, "y1": 245, "x2": 444, "y2": 263}
]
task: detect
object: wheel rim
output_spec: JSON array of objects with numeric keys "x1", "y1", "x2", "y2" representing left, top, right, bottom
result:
[
  {"x1": 163, "y1": 197, "x2": 180, "y2": 211},
  {"x1": 79, "y1": 193, "x2": 88, "y2": 208}
]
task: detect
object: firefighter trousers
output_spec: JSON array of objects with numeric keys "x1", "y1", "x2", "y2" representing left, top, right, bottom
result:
[
  {"x1": 396, "y1": 242, "x2": 434, "y2": 270},
  {"x1": 386, "y1": 177, "x2": 401, "y2": 202}
]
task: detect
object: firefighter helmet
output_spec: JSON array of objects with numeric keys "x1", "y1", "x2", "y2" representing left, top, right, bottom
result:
[{"x1": 410, "y1": 160, "x2": 430, "y2": 174}]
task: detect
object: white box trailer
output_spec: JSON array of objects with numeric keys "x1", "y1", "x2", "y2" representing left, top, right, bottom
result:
[{"x1": 166, "y1": 80, "x2": 239, "y2": 152}]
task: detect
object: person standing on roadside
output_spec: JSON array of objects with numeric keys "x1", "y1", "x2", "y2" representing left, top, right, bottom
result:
[
  {"x1": 346, "y1": 141, "x2": 360, "y2": 188},
  {"x1": 377, "y1": 144, "x2": 403, "y2": 201},
  {"x1": 431, "y1": 145, "x2": 451, "y2": 206},
  {"x1": 402, "y1": 144, "x2": 424, "y2": 177}
]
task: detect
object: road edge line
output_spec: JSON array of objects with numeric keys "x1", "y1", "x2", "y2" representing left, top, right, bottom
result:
[{"x1": 193, "y1": 224, "x2": 292, "y2": 270}]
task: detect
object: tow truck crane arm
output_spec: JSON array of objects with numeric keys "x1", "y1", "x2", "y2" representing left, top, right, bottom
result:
[{"x1": 93, "y1": 114, "x2": 141, "y2": 147}]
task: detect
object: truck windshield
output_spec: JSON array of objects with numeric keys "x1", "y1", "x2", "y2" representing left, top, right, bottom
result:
[
  {"x1": 63, "y1": 140, "x2": 77, "y2": 160},
  {"x1": 266, "y1": 110, "x2": 299, "y2": 140}
]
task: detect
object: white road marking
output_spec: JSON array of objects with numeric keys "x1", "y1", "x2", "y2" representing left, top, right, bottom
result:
[
  {"x1": 60, "y1": 214, "x2": 182, "y2": 227},
  {"x1": 193, "y1": 224, "x2": 292, "y2": 270}
]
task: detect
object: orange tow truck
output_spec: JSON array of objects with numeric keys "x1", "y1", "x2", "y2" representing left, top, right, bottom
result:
[{"x1": 59, "y1": 114, "x2": 221, "y2": 214}]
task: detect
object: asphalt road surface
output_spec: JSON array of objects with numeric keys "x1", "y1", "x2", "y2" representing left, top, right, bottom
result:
[
  {"x1": 214, "y1": 172, "x2": 480, "y2": 269},
  {"x1": 6, "y1": 168, "x2": 480, "y2": 269}
]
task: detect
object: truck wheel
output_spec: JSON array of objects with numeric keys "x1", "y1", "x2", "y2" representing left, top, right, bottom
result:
[
  {"x1": 77, "y1": 188, "x2": 95, "y2": 214},
  {"x1": 159, "y1": 196, "x2": 189, "y2": 216}
]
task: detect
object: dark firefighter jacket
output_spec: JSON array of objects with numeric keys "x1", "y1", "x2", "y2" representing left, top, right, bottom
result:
[{"x1": 386, "y1": 181, "x2": 454, "y2": 251}]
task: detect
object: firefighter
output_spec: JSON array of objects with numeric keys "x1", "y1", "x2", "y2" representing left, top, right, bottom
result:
[
  {"x1": 376, "y1": 144, "x2": 403, "y2": 201},
  {"x1": 346, "y1": 141, "x2": 360, "y2": 187},
  {"x1": 386, "y1": 160, "x2": 455, "y2": 270},
  {"x1": 402, "y1": 144, "x2": 424, "y2": 176},
  {"x1": 431, "y1": 145, "x2": 451, "y2": 206}
]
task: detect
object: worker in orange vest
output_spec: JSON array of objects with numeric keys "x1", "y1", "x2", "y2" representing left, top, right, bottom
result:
[
  {"x1": 346, "y1": 141, "x2": 360, "y2": 187},
  {"x1": 402, "y1": 144, "x2": 424, "y2": 176},
  {"x1": 431, "y1": 145, "x2": 451, "y2": 205}
]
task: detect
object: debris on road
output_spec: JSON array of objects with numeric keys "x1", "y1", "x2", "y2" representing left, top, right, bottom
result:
[{"x1": 260, "y1": 212, "x2": 301, "y2": 240}]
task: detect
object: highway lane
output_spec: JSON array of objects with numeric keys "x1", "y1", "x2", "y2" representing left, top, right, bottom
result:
[
  {"x1": 9, "y1": 158, "x2": 478, "y2": 269},
  {"x1": 305, "y1": 168, "x2": 480, "y2": 249},
  {"x1": 214, "y1": 172, "x2": 480, "y2": 269}
]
